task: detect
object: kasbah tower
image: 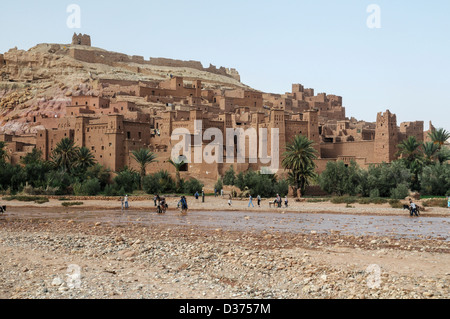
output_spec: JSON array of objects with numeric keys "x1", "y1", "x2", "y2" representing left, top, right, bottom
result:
[{"x1": 374, "y1": 110, "x2": 398, "y2": 163}]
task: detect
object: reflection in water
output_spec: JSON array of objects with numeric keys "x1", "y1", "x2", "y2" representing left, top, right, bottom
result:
[{"x1": 2, "y1": 208, "x2": 449, "y2": 241}]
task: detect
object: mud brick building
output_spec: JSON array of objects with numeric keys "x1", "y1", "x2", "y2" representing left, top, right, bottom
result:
[{"x1": 1, "y1": 75, "x2": 430, "y2": 183}]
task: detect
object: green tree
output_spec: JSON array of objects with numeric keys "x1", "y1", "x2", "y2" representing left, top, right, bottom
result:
[
  {"x1": 75, "y1": 147, "x2": 96, "y2": 171},
  {"x1": 131, "y1": 148, "x2": 158, "y2": 189},
  {"x1": 114, "y1": 167, "x2": 140, "y2": 194},
  {"x1": 21, "y1": 148, "x2": 43, "y2": 165},
  {"x1": 319, "y1": 161, "x2": 362, "y2": 196},
  {"x1": 0, "y1": 141, "x2": 10, "y2": 163},
  {"x1": 45, "y1": 169, "x2": 74, "y2": 195},
  {"x1": 436, "y1": 147, "x2": 450, "y2": 165},
  {"x1": 428, "y1": 128, "x2": 450, "y2": 150},
  {"x1": 282, "y1": 135, "x2": 318, "y2": 196},
  {"x1": 51, "y1": 138, "x2": 79, "y2": 172},
  {"x1": 420, "y1": 163, "x2": 450, "y2": 196},
  {"x1": 365, "y1": 162, "x2": 411, "y2": 198},
  {"x1": 183, "y1": 177, "x2": 204, "y2": 195},
  {"x1": 85, "y1": 164, "x2": 111, "y2": 190},
  {"x1": 74, "y1": 178, "x2": 101, "y2": 196},
  {"x1": 396, "y1": 136, "x2": 422, "y2": 168},
  {"x1": 143, "y1": 170, "x2": 177, "y2": 195},
  {"x1": 223, "y1": 166, "x2": 236, "y2": 186},
  {"x1": 422, "y1": 142, "x2": 440, "y2": 165},
  {"x1": 214, "y1": 178, "x2": 223, "y2": 193}
]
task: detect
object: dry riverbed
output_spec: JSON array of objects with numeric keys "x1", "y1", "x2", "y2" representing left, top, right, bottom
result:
[{"x1": 0, "y1": 210, "x2": 449, "y2": 299}]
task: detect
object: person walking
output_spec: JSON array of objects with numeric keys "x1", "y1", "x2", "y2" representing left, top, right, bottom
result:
[
  {"x1": 248, "y1": 194, "x2": 254, "y2": 208},
  {"x1": 178, "y1": 196, "x2": 188, "y2": 214},
  {"x1": 276, "y1": 194, "x2": 281, "y2": 208},
  {"x1": 221, "y1": 189, "x2": 224, "y2": 198},
  {"x1": 202, "y1": 190, "x2": 205, "y2": 203},
  {"x1": 257, "y1": 195, "x2": 261, "y2": 207},
  {"x1": 124, "y1": 195, "x2": 129, "y2": 209},
  {"x1": 409, "y1": 198, "x2": 418, "y2": 217},
  {"x1": 285, "y1": 196, "x2": 289, "y2": 208},
  {"x1": 195, "y1": 191, "x2": 199, "y2": 200},
  {"x1": 228, "y1": 194, "x2": 232, "y2": 206}
]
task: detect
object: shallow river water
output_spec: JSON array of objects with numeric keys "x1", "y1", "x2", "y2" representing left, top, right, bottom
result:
[{"x1": 2, "y1": 208, "x2": 449, "y2": 241}]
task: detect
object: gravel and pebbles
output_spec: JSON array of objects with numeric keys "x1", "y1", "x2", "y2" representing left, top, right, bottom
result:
[{"x1": 0, "y1": 218, "x2": 448, "y2": 299}]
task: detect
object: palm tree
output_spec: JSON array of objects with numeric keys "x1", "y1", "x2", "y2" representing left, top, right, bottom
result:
[
  {"x1": 282, "y1": 135, "x2": 318, "y2": 196},
  {"x1": 75, "y1": 147, "x2": 96, "y2": 171},
  {"x1": 287, "y1": 166, "x2": 317, "y2": 197},
  {"x1": 422, "y1": 142, "x2": 440, "y2": 165},
  {"x1": 428, "y1": 128, "x2": 450, "y2": 150},
  {"x1": 131, "y1": 148, "x2": 158, "y2": 189},
  {"x1": 51, "y1": 138, "x2": 79, "y2": 172},
  {"x1": 396, "y1": 136, "x2": 422, "y2": 168},
  {"x1": 168, "y1": 157, "x2": 186, "y2": 191}
]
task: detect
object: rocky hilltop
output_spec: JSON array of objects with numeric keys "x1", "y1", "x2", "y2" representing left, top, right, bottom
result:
[{"x1": 0, "y1": 36, "x2": 246, "y2": 134}]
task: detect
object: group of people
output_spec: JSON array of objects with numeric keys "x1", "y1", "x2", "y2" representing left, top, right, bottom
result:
[
  {"x1": 153, "y1": 194, "x2": 188, "y2": 214},
  {"x1": 120, "y1": 195, "x2": 129, "y2": 210},
  {"x1": 247, "y1": 194, "x2": 288, "y2": 208},
  {"x1": 214, "y1": 188, "x2": 225, "y2": 198},
  {"x1": 271, "y1": 194, "x2": 288, "y2": 208}
]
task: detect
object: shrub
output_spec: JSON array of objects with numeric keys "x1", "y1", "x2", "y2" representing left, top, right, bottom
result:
[
  {"x1": 85, "y1": 164, "x2": 111, "y2": 189},
  {"x1": 390, "y1": 183, "x2": 410, "y2": 200},
  {"x1": 114, "y1": 168, "x2": 140, "y2": 194},
  {"x1": 73, "y1": 178, "x2": 101, "y2": 196},
  {"x1": 388, "y1": 199, "x2": 403, "y2": 209},
  {"x1": 319, "y1": 161, "x2": 362, "y2": 196},
  {"x1": 0, "y1": 163, "x2": 26, "y2": 193},
  {"x1": 45, "y1": 170, "x2": 74, "y2": 195},
  {"x1": 331, "y1": 196, "x2": 358, "y2": 204},
  {"x1": 223, "y1": 166, "x2": 236, "y2": 186},
  {"x1": 422, "y1": 199, "x2": 447, "y2": 208},
  {"x1": 358, "y1": 197, "x2": 372, "y2": 205},
  {"x1": 143, "y1": 170, "x2": 177, "y2": 195},
  {"x1": 368, "y1": 197, "x2": 388, "y2": 205},
  {"x1": 274, "y1": 179, "x2": 290, "y2": 197},
  {"x1": 420, "y1": 163, "x2": 450, "y2": 196},
  {"x1": 103, "y1": 184, "x2": 126, "y2": 196},
  {"x1": 22, "y1": 185, "x2": 58, "y2": 196},
  {"x1": 183, "y1": 178, "x2": 204, "y2": 195},
  {"x1": 369, "y1": 189, "x2": 380, "y2": 198},
  {"x1": 230, "y1": 170, "x2": 284, "y2": 197},
  {"x1": 2, "y1": 195, "x2": 49, "y2": 204},
  {"x1": 365, "y1": 162, "x2": 412, "y2": 198},
  {"x1": 35, "y1": 198, "x2": 50, "y2": 204},
  {"x1": 306, "y1": 198, "x2": 328, "y2": 203},
  {"x1": 214, "y1": 178, "x2": 223, "y2": 193},
  {"x1": 62, "y1": 202, "x2": 84, "y2": 207}
]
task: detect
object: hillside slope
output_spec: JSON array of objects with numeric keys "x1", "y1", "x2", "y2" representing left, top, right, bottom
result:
[{"x1": 0, "y1": 42, "x2": 250, "y2": 134}]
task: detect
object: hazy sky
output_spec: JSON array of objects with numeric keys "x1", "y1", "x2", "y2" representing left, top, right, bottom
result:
[{"x1": 1, "y1": 0, "x2": 449, "y2": 130}]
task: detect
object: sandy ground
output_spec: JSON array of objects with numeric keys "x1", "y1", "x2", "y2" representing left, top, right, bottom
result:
[
  {"x1": 0, "y1": 198, "x2": 449, "y2": 300},
  {"x1": 3, "y1": 196, "x2": 450, "y2": 217}
]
